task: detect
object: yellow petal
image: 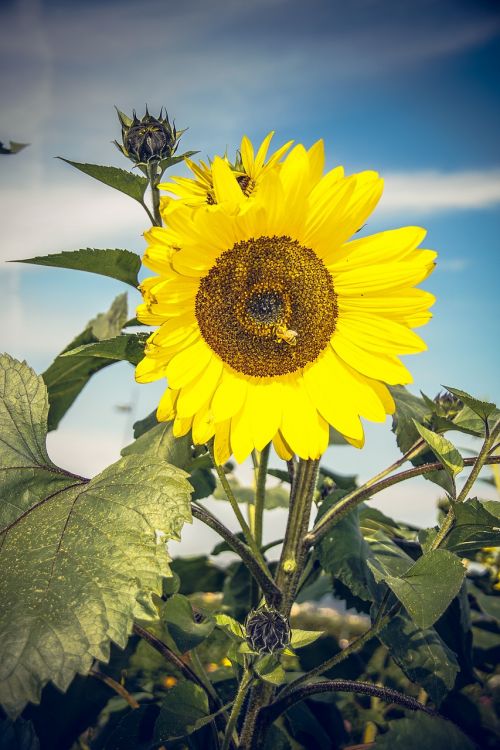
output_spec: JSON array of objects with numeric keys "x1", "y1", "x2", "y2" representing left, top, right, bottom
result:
[
  {"x1": 211, "y1": 371, "x2": 248, "y2": 422},
  {"x1": 336, "y1": 314, "x2": 427, "y2": 355},
  {"x1": 166, "y1": 338, "x2": 213, "y2": 389},
  {"x1": 273, "y1": 430, "x2": 294, "y2": 460},
  {"x1": 157, "y1": 387, "x2": 178, "y2": 421},
  {"x1": 330, "y1": 335, "x2": 412, "y2": 385},
  {"x1": 176, "y1": 356, "x2": 223, "y2": 418},
  {"x1": 214, "y1": 420, "x2": 232, "y2": 465},
  {"x1": 212, "y1": 157, "x2": 245, "y2": 204},
  {"x1": 280, "y1": 377, "x2": 323, "y2": 459},
  {"x1": 247, "y1": 380, "x2": 283, "y2": 451}
]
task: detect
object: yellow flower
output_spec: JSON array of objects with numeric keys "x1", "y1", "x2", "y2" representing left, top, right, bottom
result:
[
  {"x1": 136, "y1": 138, "x2": 436, "y2": 464},
  {"x1": 157, "y1": 131, "x2": 293, "y2": 207}
]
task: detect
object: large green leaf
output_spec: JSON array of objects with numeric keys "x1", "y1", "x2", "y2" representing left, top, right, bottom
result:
[
  {"x1": 317, "y1": 501, "x2": 374, "y2": 601},
  {"x1": 383, "y1": 549, "x2": 465, "y2": 628},
  {"x1": 16, "y1": 248, "x2": 141, "y2": 288},
  {"x1": 0, "y1": 355, "x2": 192, "y2": 717},
  {"x1": 62, "y1": 332, "x2": 148, "y2": 367},
  {"x1": 153, "y1": 682, "x2": 209, "y2": 743},
  {"x1": 378, "y1": 614, "x2": 459, "y2": 705},
  {"x1": 439, "y1": 499, "x2": 500, "y2": 554},
  {"x1": 42, "y1": 293, "x2": 128, "y2": 430},
  {"x1": 373, "y1": 712, "x2": 474, "y2": 749},
  {"x1": 122, "y1": 420, "x2": 215, "y2": 501},
  {"x1": 58, "y1": 158, "x2": 148, "y2": 204}
]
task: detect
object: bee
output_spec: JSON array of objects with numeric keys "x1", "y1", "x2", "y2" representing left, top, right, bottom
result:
[{"x1": 274, "y1": 324, "x2": 298, "y2": 346}]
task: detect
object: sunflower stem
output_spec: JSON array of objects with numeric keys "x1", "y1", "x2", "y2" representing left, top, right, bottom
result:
[
  {"x1": 147, "y1": 159, "x2": 162, "y2": 226},
  {"x1": 208, "y1": 442, "x2": 273, "y2": 584},
  {"x1": 239, "y1": 459, "x2": 319, "y2": 750},
  {"x1": 221, "y1": 664, "x2": 254, "y2": 750},
  {"x1": 254, "y1": 444, "x2": 271, "y2": 548}
]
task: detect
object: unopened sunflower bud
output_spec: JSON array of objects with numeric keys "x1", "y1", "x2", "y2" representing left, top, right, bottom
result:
[
  {"x1": 114, "y1": 107, "x2": 180, "y2": 165},
  {"x1": 245, "y1": 608, "x2": 290, "y2": 654},
  {"x1": 433, "y1": 390, "x2": 463, "y2": 419}
]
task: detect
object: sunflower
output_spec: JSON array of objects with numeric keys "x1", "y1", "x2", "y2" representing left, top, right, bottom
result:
[
  {"x1": 157, "y1": 131, "x2": 293, "y2": 207},
  {"x1": 136, "y1": 138, "x2": 436, "y2": 464}
]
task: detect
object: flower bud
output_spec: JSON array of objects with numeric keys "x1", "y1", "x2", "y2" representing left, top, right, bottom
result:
[
  {"x1": 433, "y1": 390, "x2": 464, "y2": 419},
  {"x1": 114, "y1": 107, "x2": 180, "y2": 165},
  {"x1": 245, "y1": 607, "x2": 290, "y2": 654}
]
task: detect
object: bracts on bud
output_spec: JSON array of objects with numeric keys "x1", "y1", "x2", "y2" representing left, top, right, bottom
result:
[{"x1": 245, "y1": 607, "x2": 291, "y2": 654}]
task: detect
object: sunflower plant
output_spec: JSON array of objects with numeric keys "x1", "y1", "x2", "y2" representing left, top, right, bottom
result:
[{"x1": 1, "y1": 109, "x2": 500, "y2": 750}]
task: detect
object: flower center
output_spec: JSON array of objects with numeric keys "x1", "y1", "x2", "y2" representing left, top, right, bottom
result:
[{"x1": 195, "y1": 235, "x2": 337, "y2": 377}]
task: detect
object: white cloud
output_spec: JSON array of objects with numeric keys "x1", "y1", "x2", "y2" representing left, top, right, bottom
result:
[
  {"x1": 379, "y1": 169, "x2": 500, "y2": 215},
  {"x1": 0, "y1": 181, "x2": 147, "y2": 266}
]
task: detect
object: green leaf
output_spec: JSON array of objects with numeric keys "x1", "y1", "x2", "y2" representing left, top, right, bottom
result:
[
  {"x1": 378, "y1": 613, "x2": 459, "y2": 704},
  {"x1": 163, "y1": 594, "x2": 215, "y2": 654},
  {"x1": 154, "y1": 682, "x2": 209, "y2": 743},
  {"x1": 62, "y1": 332, "x2": 147, "y2": 366},
  {"x1": 413, "y1": 421, "x2": 464, "y2": 477},
  {"x1": 444, "y1": 385, "x2": 497, "y2": 422},
  {"x1": 373, "y1": 712, "x2": 474, "y2": 750},
  {"x1": 122, "y1": 421, "x2": 216, "y2": 501},
  {"x1": 42, "y1": 293, "x2": 128, "y2": 430},
  {"x1": 384, "y1": 549, "x2": 466, "y2": 628},
  {"x1": 469, "y1": 583, "x2": 500, "y2": 621},
  {"x1": 255, "y1": 655, "x2": 286, "y2": 685},
  {"x1": 122, "y1": 420, "x2": 191, "y2": 465},
  {"x1": 213, "y1": 613, "x2": 246, "y2": 640},
  {"x1": 316, "y1": 494, "x2": 374, "y2": 601},
  {"x1": 440, "y1": 499, "x2": 500, "y2": 554},
  {"x1": 390, "y1": 385, "x2": 430, "y2": 452},
  {"x1": 366, "y1": 532, "x2": 415, "y2": 583},
  {"x1": 58, "y1": 158, "x2": 148, "y2": 204},
  {"x1": 390, "y1": 386, "x2": 455, "y2": 494},
  {"x1": 16, "y1": 248, "x2": 141, "y2": 288},
  {"x1": 0, "y1": 356, "x2": 192, "y2": 718},
  {"x1": 289, "y1": 629, "x2": 323, "y2": 649}
]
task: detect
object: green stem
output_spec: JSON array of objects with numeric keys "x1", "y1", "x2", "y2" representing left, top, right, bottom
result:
[
  {"x1": 254, "y1": 444, "x2": 271, "y2": 548},
  {"x1": 239, "y1": 459, "x2": 319, "y2": 750},
  {"x1": 221, "y1": 667, "x2": 254, "y2": 750},
  {"x1": 307, "y1": 454, "x2": 500, "y2": 548},
  {"x1": 147, "y1": 160, "x2": 162, "y2": 226},
  {"x1": 89, "y1": 667, "x2": 139, "y2": 709},
  {"x1": 191, "y1": 503, "x2": 281, "y2": 603},
  {"x1": 431, "y1": 420, "x2": 500, "y2": 550},
  {"x1": 275, "y1": 459, "x2": 319, "y2": 614},
  {"x1": 279, "y1": 591, "x2": 396, "y2": 698},
  {"x1": 208, "y1": 442, "x2": 273, "y2": 584}
]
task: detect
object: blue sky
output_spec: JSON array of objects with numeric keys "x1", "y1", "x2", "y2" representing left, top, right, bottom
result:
[{"x1": 1, "y1": 0, "x2": 499, "y2": 545}]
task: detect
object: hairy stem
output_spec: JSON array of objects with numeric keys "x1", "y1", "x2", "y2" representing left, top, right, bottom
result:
[
  {"x1": 258, "y1": 679, "x2": 435, "y2": 741},
  {"x1": 208, "y1": 442, "x2": 271, "y2": 575},
  {"x1": 307, "y1": 454, "x2": 500, "y2": 547},
  {"x1": 254, "y1": 443, "x2": 271, "y2": 548},
  {"x1": 221, "y1": 667, "x2": 254, "y2": 750},
  {"x1": 431, "y1": 420, "x2": 500, "y2": 550},
  {"x1": 191, "y1": 503, "x2": 281, "y2": 604},
  {"x1": 147, "y1": 160, "x2": 162, "y2": 226}
]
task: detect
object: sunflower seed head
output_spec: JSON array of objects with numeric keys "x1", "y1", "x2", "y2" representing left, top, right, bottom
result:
[{"x1": 245, "y1": 607, "x2": 291, "y2": 654}]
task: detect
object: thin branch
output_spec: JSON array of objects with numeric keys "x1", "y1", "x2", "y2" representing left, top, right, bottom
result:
[
  {"x1": 133, "y1": 623, "x2": 202, "y2": 687},
  {"x1": 261, "y1": 679, "x2": 436, "y2": 731},
  {"x1": 306, "y1": 455, "x2": 500, "y2": 547},
  {"x1": 254, "y1": 443, "x2": 271, "y2": 548},
  {"x1": 89, "y1": 667, "x2": 139, "y2": 709},
  {"x1": 192, "y1": 503, "x2": 281, "y2": 605}
]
